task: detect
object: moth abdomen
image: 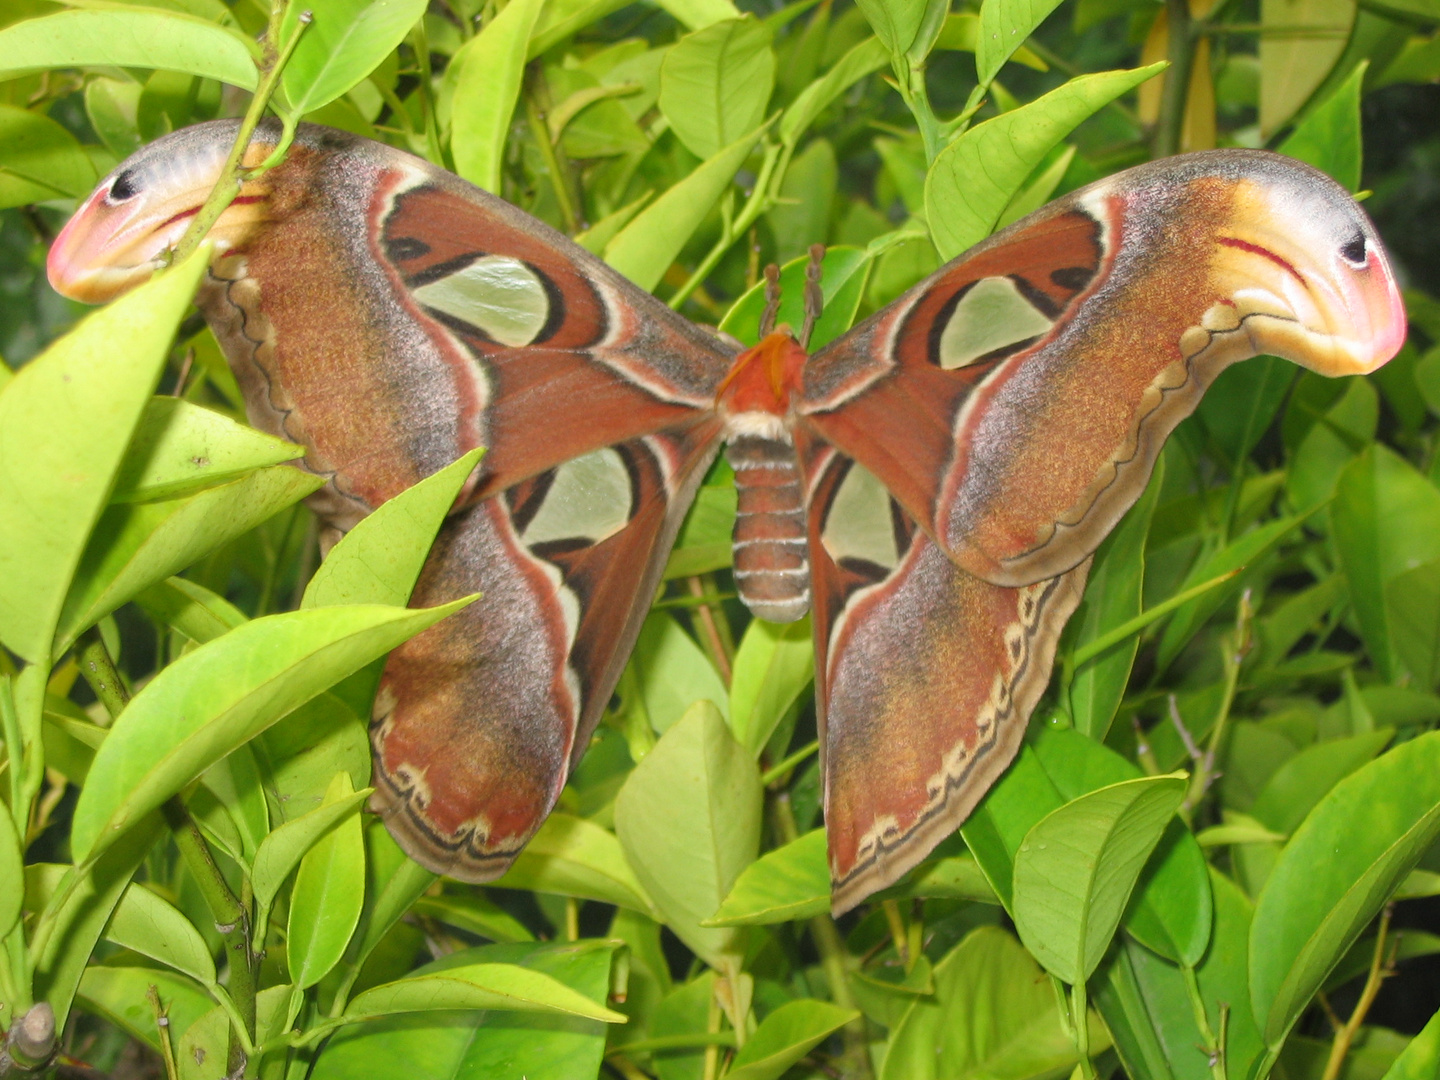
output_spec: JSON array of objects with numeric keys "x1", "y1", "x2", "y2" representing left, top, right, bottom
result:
[{"x1": 727, "y1": 433, "x2": 810, "y2": 623}]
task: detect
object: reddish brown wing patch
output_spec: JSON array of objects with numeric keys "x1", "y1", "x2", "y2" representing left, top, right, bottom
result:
[{"x1": 802, "y1": 443, "x2": 1088, "y2": 913}]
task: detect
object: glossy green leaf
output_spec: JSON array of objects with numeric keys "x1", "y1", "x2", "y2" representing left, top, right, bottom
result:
[
  {"x1": 708, "y1": 828, "x2": 829, "y2": 925},
  {"x1": 1250, "y1": 731, "x2": 1440, "y2": 1049},
  {"x1": 1013, "y1": 774, "x2": 1187, "y2": 984},
  {"x1": 925, "y1": 64, "x2": 1163, "y2": 260},
  {"x1": 70, "y1": 599, "x2": 470, "y2": 864},
  {"x1": 766, "y1": 137, "x2": 836, "y2": 263},
  {"x1": 281, "y1": 0, "x2": 427, "y2": 116},
  {"x1": 614, "y1": 701, "x2": 762, "y2": 968},
  {"x1": 105, "y1": 882, "x2": 216, "y2": 986},
  {"x1": 0, "y1": 104, "x2": 96, "y2": 208},
  {"x1": 1067, "y1": 458, "x2": 1163, "y2": 741},
  {"x1": 728, "y1": 616, "x2": 813, "y2": 756},
  {"x1": 313, "y1": 942, "x2": 620, "y2": 1080},
  {"x1": 629, "y1": 613, "x2": 729, "y2": 733},
  {"x1": 32, "y1": 817, "x2": 165, "y2": 1029},
  {"x1": 0, "y1": 809, "x2": 22, "y2": 938},
  {"x1": 304, "y1": 448, "x2": 482, "y2": 608},
  {"x1": 258, "y1": 692, "x2": 372, "y2": 822},
  {"x1": 412, "y1": 893, "x2": 535, "y2": 944},
  {"x1": 654, "y1": 0, "x2": 742, "y2": 30},
  {"x1": 1259, "y1": 0, "x2": 1355, "y2": 136},
  {"x1": 1197, "y1": 355, "x2": 1295, "y2": 468},
  {"x1": 289, "y1": 771, "x2": 366, "y2": 990},
  {"x1": 78, "y1": 966, "x2": 213, "y2": 1054},
  {"x1": 725, "y1": 1000, "x2": 857, "y2": 1080},
  {"x1": 880, "y1": 925, "x2": 1104, "y2": 1080},
  {"x1": 54, "y1": 465, "x2": 322, "y2": 654},
  {"x1": 198, "y1": 741, "x2": 267, "y2": 864},
  {"x1": 451, "y1": 0, "x2": 544, "y2": 192},
  {"x1": 0, "y1": 10, "x2": 257, "y2": 87},
  {"x1": 1248, "y1": 728, "x2": 1392, "y2": 836},
  {"x1": 1387, "y1": 558, "x2": 1440, "y2": 691},
  {"x1": 853, "y1": 0, "x2": 926, "y2": 54},
  {"x1": 110, "y1": 397, "x2": 301, "y2": 504},
  {"x1": 1331, "y1": 446, "x2": 1440, "y2": 682},
  {"x1": 345, "y1": 961, "x2": 625, "y2": 1022},
  {"x1": 778, "y1": 35, "x2": 886, "y2": 147},
  {"x1": 975, "y1": 0, "x2": 1066, "y2": 85},
  {"x1": 177, "y1": 985, "x2": 290, "y2": 1080},
  {"x1": 604, "y1": 125, "x2": 764, "y2": 292},
  {"x1": 659, "y1": 16, "x2": 774, "y2": 160},
  {"x1": 252, "y1": 784, "x2": 371, "y2": 925},
  {"x1": 961, "y1": 743, "x2": 1064, "y2": 907},
  {"x1": 994, "y1": 142, "x2": 1075, "y2": 230},
  {"x1": 1382, "y1": 1007, "x2": 1440, "y2": 1080},
  {"x1": 135, "y1": 576, "x2": 247, "y2": 645},
  {"x1": 0, "y1": 248, "x2": 207, "y2": 664},
  {"x1": 493, "y1": 812, "x2": 657, "y2": 914},
  {"x1": 1279, "y1": 59, "x2": 1366, "y2": 191}
]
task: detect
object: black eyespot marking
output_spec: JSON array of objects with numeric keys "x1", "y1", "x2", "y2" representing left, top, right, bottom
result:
[
  {"x1": 107, "y1": 170, "x2": 139, "y2": 203},
  {"x1": 1050, "y1": 266, "x2": 1095, "y2": 292},
  {"x1": 1340, "y1": 233, "x2": 1367, "y2": 266},
  {"x1": 385, "y1": 236, "x2": 431, "y2": 262}
]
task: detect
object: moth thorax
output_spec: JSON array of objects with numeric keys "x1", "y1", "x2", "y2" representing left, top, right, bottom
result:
[{"x1": 727, "y1": 433, "x2": 811, "y2": 623}]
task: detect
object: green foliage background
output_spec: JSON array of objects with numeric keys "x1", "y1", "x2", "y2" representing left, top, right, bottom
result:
[{"x1": 1, "y1": 0, "x2": 1440, "y2": 1077}]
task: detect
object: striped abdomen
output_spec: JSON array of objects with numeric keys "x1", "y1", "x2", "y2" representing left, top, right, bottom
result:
[{"x1": 727, "y1": 433, "x2": 810, "y2": 622}]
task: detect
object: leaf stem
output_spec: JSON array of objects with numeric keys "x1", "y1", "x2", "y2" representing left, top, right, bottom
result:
[
  {"x1": 1321, "y1": 904, "x2": 1394, "y2": 1080},
  {"x1": 170, "y1": 3, "x2": 313, "y2": 266},
  {"x1": 1182, "y1": 590, "x2": 1252, "y2": 817},
  {"x1": 687, "y1": 576, "x2": 733, "y2": 683},
  {"x1": 1153, "y1": 0, "x2": 1196, "y2": 157},
  {"x1": 1181, "y1": 963, "x2": 1228, "y2": 1080},
  {"x1": 148, "y1": 983, "x2": 180, "y2": 1080},
  {"x1": 1072, "y1": 569, "x2": 1241, "y2": 667},
  {"x1": 1071, "y1": 979, "x2": 1096, "y2": 1080}
]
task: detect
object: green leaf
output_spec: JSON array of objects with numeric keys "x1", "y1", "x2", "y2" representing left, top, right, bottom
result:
[
  {"x1": 778, "y1": 35, "x2": 886, "y2": 147},
  {"x1": 708, "y1": 828, "x2": 830, "y2": 926},
  {"x1": 604, "y1": 124, "x2": 765, "y2": 292},
  {"x1": 304, "y1": 448, "x2": 482, "y2": 608},
  {"x1": 975, "y1": 0, "x2": 1067, "y2": 86},
  {"x1": 136, "y1": 576, "x2": 247, "y2": 646},
  {"x1": 1012, "y1": 774, "x2": 1187, "y2": 984},
  {"x1": 70, "y1": 599, "x2": 470, "y2": 864},
  {"x1": 1331, "y1": 446, "x2": 1440, "y2": 682},
  {"x1": 32, "y1": 817, "x2": 165, "y2": 1029},
  {"x1": 725, "y1": 1000, "x2": 857, "y2": 1080},
  {"x1": 880, "y1": 925, "x2": 1103, "y2": 1080},
  {"x1": 345, "y1": 962, "x2": 625, "y2": 1022},
  {"x1": 1386, "y1": 558, "x2": 1440, "y2": 691},
  {"x1": 412, "y1": 893, "x2": 535, "y2": 944},
  {"x1": 653, "y1": 0, "x2": 742, "y2": 30},
  {"x1": 1382, "y1": 1007, "x2": 1440, "y2": 1080},
  {"x1": 0, "y1": 10, "x2": 257, "y2": 88},
  {"x1": 0, "y1": 809, "x2": 22, "y2": 938},
  {"x1": 728, "y1": 616, "x2": 813, "y2": 756},
  {"x1": 281, "y1": 0, "x2": 427, "y2": 116},
  {"x1": 1259, "y1": 0, "x2": 1355, "y2": 136},
  {"x1": 78, "y1": 966, "x2": 213, "y2": 1054},
  {"x1": 0, "y1": 104, "x2": 96, "y2": 208},
  {"x1": 451, "y1": 0, "x2": 545, "y2": 192},
  {"x1": 925, "y1": 64, "x2": 1163, "y2": 260},
  {"x1": 53, "y1": 466, "x2": 322, "y2": 654},
  {"x1": 853, "y1": 0, "x2": 926, "y2": 54},
  {"x1": 289, "y1": 772, "x2": 366, "y2": 990},
  {"x1": 1279, "y1": 60, "x2": 1366, "y2": 192},
  {"x1": 110, "y1": 397, "x2": 301, "y2": 504},
  {"x1": 629, "y1": 613, "x2": 729, "y2": 733},
  {"x1": 1031, "y1": 728, "x2": 1213, "y2": 966},
  {"x1": 614, "y1": 701, "x2": 762, "y2": 968},
  {"x1": 766, "y1": 137, "x2": 836, "y2": 263},
  {"x1": 313, "y1": 942, "x2": 621, "y2": 1080},
  {"x1": 492, "y1": 812, "x2": 657, "y2": 914},
  {"x1": 1197, "y1": 356, "x2": 1296, "y2": 468},
  {"x1": 177, "y1": 985, "x2": 290, "y2": 1080},
  {"x1": 961, "y1": 743, "x2": 1064, "y2": 908},
  {"x1": 1248, "y1": 728, "x2": 1393, "y2": 836},
  {"x1": 252, "y1": 784, "x2": 371, "y2": 925},
  {"x1": 659, "y1": 16, "x2": 774, "y2": 160},
  {"x1": 1066, "y1": 458, "x2": 1163, "y2": 741},
  {"x1": 0, "y1": 249, "x2": 207, "y2": 664},
  {"x1": 105, "y1": 882, "x2": 216, "y2": 986},
  {"x1": 258, "y1": 692, "x2": 372, "y2": 823},
  {"x1": 1250, "y1": 731, "x2": 1440, "y2": 1050}
]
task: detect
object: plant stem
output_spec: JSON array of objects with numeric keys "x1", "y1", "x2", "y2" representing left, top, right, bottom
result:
[
  {"x1": 525, "y1": 67, "x2": 580, "y2": 234},
  {"x1": 1153, "y1": 0, "x2": 1196, "y2": 157},
  {"x1": 170, "y1": 3, "x2": 312, "y2": 266},
  {"x1": 148, "y1": 983, "x2": 180, "y2": 1080},
  {"x1": 75, "y1": 627, "x2": 258, "y2": 1076},
  {"x1": 687, "y1": 577, "x2": 733, "y2": 683},
  {"x1": 0, "y1": 675, "x2": 24, "y2": 831},
  {"x1": 1182, "y1": 590, "x2": 1252, "y2": 817},
  {"x1": 1181, "y1": 964, "x2": 1228, "y2": 1080},
  {"x1": 1321, "y1": 905, "x2": 1394, "y2": 1080}
]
